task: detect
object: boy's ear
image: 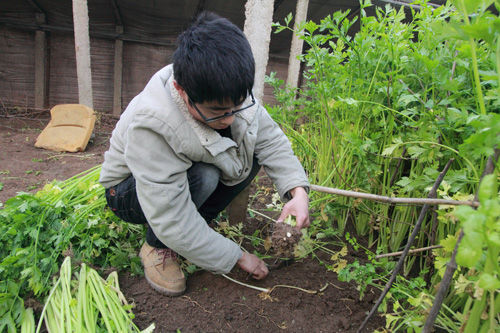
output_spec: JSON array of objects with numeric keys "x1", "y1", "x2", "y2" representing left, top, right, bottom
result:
[{"x1": 173, "y1": 80, "x2": 187, "y2": 99}]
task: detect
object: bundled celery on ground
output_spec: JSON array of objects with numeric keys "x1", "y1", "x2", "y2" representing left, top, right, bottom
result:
[
  {"x1": 0, "y1": 165, "x2": 144, "y2": 332},
  {"x1": 36, "y1": 256, "x2": 154, "y2": 333}
]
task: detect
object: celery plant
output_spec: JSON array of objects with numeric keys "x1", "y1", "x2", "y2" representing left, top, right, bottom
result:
[
  {"x1": 268, "y1": 0, "x2": 499, "y2": 329},
  {"x1": 267, "y1": 0, "x2": 498, "y2": 260}
]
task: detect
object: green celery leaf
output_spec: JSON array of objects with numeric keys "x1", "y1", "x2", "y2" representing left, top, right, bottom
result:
[
  {"x1": 478, "y1": 273, "x2": 500, "y2": 290},
  {"x1": 456, "y1": 238, "x2": 482, "y2": 267},
  {"x1": 478, "y1": 174, "x2": 497, "y2": 203},
  {"x1": 440, "y1": 234, "x2": 457, "y2": 253}
]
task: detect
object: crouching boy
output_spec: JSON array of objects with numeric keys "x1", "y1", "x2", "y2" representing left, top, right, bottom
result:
[{"x1": 99, "y1": 12, "x2": 310, "y2": 296}]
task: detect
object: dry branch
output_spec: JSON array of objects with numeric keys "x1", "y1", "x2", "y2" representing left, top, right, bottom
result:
[
  {"x1": 310, "y1": 184, "x2": 479, "y2": 207},
  {"x1": 375, "y1": 245, "x2": 442, "y2": 259},
  {"x1": 422, "y1": 230, "x2": 464, "y2": 333}
]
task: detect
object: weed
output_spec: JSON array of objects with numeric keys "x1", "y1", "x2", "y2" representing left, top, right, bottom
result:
[{"x1": 26, "y1": 184, "x2": 40, "y2": 191}]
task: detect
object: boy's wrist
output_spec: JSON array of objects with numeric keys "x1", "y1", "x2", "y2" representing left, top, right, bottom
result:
[
  {"x1": 289, "y1": 186, "x2": 307, "y2": 198},
  {"x1": 237, "y1": 251, "x2": 247, "y2": 264}
]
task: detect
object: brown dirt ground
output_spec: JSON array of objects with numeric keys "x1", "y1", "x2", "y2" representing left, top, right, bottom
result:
[{"x1": 0, "y1": 114, "x2": 385, "y2": 332}]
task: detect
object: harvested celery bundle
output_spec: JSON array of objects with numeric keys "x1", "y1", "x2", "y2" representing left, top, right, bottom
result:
[{"x1": 37, "y1": 256, "x2": 155, "y2": 333}]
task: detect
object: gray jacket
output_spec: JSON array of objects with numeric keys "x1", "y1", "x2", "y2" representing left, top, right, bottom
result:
[{"x1": 100, "y1": 65, "x2": 309, "y2": 273}]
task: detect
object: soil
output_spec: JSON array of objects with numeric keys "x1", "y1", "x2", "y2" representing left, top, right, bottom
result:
[
  {"x1": 271, "y1": 222, "x2": 302, "y2": 258},
  {"x1": 0, "y1": 114, "x2": 385, "y2": 332}
]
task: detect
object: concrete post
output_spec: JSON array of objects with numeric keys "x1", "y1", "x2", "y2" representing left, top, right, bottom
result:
[
  {"x1": 286, "y1": 0, "x2": 309, "y2": 90},
  {"x1": 243, "y1": 0, "x2": 274, "y2": 101},
  {"x1": 227, "y1": 0, "x2": 274, "y2": 225},
  {"x1": 72, "y1": 0, "x2": 93, "y2": 109}
]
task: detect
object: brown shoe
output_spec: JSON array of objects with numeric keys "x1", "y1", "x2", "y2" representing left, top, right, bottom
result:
[{"x1": 139, "y1": 242, "x2": 186, "y2": 296}]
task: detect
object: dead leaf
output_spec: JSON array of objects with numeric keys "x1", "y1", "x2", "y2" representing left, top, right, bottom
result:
[
  {"x1": 320, "y1": 204, "x2": 328, "y2": 221},
  {"x1": 264, "y1": 236, "x2": 272, "y2": 251},
  {"x1": 278, "y1": 321, "x2": 288, "y2": 329},
  {"x1": 258, "y1": 292, "x2": 277, "y2": 302},
  {"x1": 332, "y1": 259, "x2": 347, "y2": 273},
  {"x1": 330, "y1": 245, "x2": 347, "y2": 261}
]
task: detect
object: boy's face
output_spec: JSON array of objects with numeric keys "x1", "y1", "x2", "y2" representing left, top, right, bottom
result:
[
  {"x1": 173, "y1": 81, "x2": 239, "y2": 130},
  {"x1": 189, "y1": 99, "x2": 240, "y2": 130}
]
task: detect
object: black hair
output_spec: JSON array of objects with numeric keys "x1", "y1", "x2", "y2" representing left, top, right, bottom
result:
[{"x1": 173, "y1": 12, "x2": 255, "y2": 105}]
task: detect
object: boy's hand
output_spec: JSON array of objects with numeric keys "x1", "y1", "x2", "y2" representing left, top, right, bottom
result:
[
  {"x1": 277, "y1": 186, "x2": 310, "y2": 229},
  {"x1": 237, "y1": 252, "x2": 269, "y2": 279}
]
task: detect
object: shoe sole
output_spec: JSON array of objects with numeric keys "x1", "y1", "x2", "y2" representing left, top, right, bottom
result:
[
  {"x1": 139, "y1": 254, "x2": 186, "y2": 297},
  {"x1": 143, "y1": 272, "x2": 186, "y2": 297}
]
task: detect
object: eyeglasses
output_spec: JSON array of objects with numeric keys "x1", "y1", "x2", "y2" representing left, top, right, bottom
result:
[{"x1": 188, "y1": 92, "x2": 255, "y2": 122}]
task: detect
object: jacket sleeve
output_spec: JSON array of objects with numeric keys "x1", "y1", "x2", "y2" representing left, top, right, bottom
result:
[
  {"x1": 124, "y1": 114, "x2": 242, "y2": 274},
  {"x1": 254, "y1": 106, "x2": 310, "y2": 200}
]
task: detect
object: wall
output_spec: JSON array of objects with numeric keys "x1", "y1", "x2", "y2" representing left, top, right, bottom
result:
[
  {"x1": 0, "y1": 26, "x2": 285, "y2": 113},
  {"x1": 0, "y1": 27, "x2": 35, "y2": 109}
]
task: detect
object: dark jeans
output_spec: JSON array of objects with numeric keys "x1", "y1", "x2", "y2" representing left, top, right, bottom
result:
[{"x1": 105, "y1": 157, "x2": 260, "y2": 248}]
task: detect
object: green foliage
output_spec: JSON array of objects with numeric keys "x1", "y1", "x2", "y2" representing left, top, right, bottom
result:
[
  {"x1": 338, "y1": 261, "x2": 378, "y2": 299},
  {"x1": 0, "y1": 283, "x2": 24, "y2": 333},
  {"x1": 454, "y1": 174, "x2": 500, "y2": 332},
  {"x1": 384, "y1": 277, "x2": 462, "y2": 332},
  {"x1": 269, "y1": 0, "x2": 500, "y2": 330},
  {"x1": 0, "y1": 166, "x2": 144, "y2": 331},
  {"x1": 268, "y1": 0, "x2": 499, "y2": 250},
  {"x1": 339, "y1": 255, "x2": 467, "y2": 332}
]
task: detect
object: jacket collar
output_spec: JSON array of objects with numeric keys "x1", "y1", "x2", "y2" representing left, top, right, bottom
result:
[{"x1": 169, "y1": 77, "x2": 220, "y2": 147}]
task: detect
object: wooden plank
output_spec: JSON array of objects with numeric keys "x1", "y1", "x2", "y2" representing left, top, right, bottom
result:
[
  {"x1": 112, "y1": 26, "x2": 123, "y2": 116},
  {"x1": 34, "y1": 29, "x2": 46, "y2": 108},
  {"x1": 110, "y1": 0, "x2": 123, "y2": 26},
  {"x1": 26, "y1": 0, "x2": 45, "y2": 13},
  {"x1": 0, "y1": 18, "x2": 178, "y2": 47},
  {"x1": 34, "y1": 12, "x2": 47, "y2": 109}
]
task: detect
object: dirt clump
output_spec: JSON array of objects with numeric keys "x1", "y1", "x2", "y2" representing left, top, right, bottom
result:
[{"x1": 271, "y1": 222, "x2": 302, "y2": 257}]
